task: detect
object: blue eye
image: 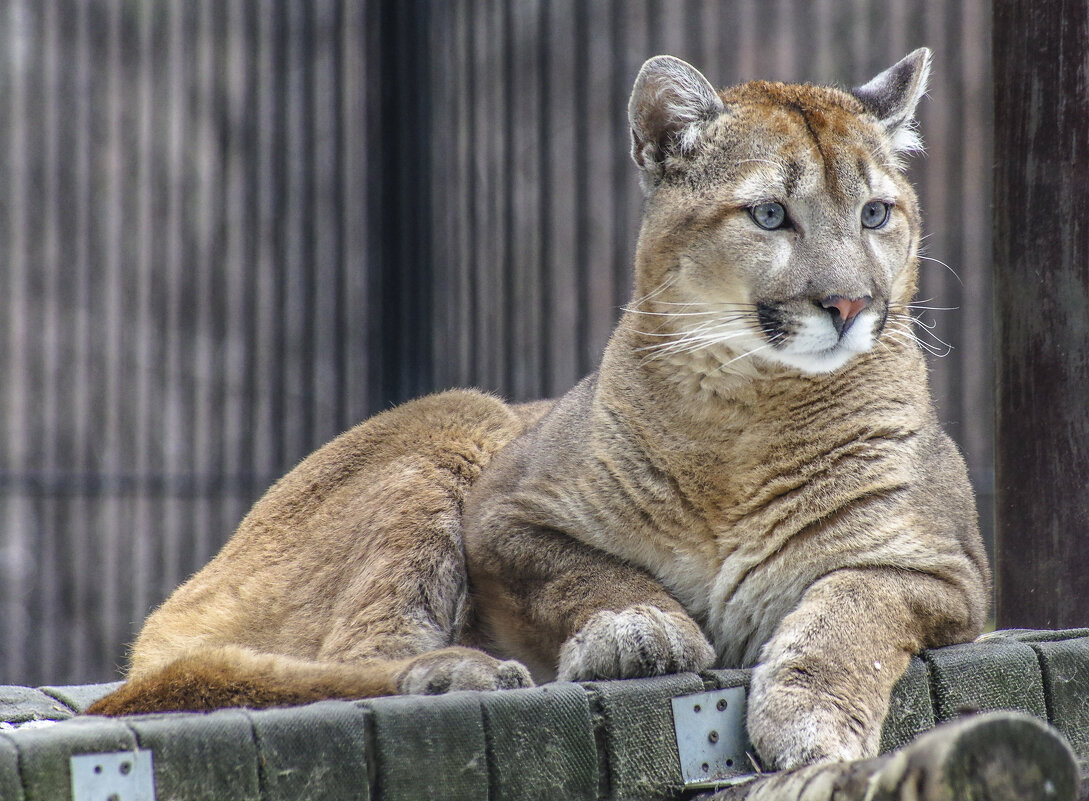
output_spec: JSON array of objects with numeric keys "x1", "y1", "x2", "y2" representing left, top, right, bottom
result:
[
  {"x1": 749, "y1": 202, "x2": 788, "y2": 230},
  {"x1": 862, "y1": 201, "x2": 891, "y2": 229}
]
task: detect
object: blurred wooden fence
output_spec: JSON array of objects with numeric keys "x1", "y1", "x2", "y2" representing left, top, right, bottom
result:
[{"x1": 0, "y1": 0, "x2": 992, "y2": 686}]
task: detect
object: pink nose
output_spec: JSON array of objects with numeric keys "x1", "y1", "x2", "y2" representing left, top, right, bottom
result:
[{"x1": 819, "y1": 295, "x2": 872, "y2": 336}]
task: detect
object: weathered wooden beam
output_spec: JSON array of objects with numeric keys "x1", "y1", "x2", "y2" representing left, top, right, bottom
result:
[
  {"x1": 993, "y1": 1, "x2": 1089, "y2": 628},
  {"x1": 698, "y1": 712, "x2": 1078, "y2": 801}
]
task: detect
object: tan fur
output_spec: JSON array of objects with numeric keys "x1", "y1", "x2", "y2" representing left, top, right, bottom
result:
[
  {"x1": 89, "y1": 390, "x2": 546, "y2": 714},
  {"x1": 89, "y1": 51, "x2": 989, "y2": 773}
]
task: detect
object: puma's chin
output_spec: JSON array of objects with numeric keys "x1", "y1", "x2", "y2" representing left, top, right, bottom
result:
[
  {"x1": 761, "y1": 314, "x2": 879, "y2": 375},
  {"x1": 764, "y1": 343, "x2": 867, "y2": 375}
]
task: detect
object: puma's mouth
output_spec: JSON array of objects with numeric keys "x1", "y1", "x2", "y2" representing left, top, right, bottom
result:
[{"x1": 755, "y1": 299, "x2": 886, "y2": 374}]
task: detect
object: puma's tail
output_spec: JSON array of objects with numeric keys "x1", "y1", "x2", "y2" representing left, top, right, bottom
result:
[
  {"x1": 85, "y1": 644, "x2": 535, "y2": 716},
  {"x1": 85, "y1": 645, "x2": 400, "y2": 716}
]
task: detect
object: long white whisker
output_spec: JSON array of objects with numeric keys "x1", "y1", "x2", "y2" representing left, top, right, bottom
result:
[
  {"x1": 719, "y1": 340, "x2": 780, "y2": 369},
  {"x1": 634, "y1": 318, "x2": 762, "y2": 363},
  {"x1": 901, "y1": 302, "x2": 958, "y2": 312},
  {"x1": 632, "y1": 325, "x2": 747, "y2": 340},
  {"x1": 635, "y1": 317, "x2": 748, "y2": 341},
  {"x1": 624, "y1": 307, "x2": 756, "y2": 319},
  {"x1": 628, "y1": 274, "x2": 679, "y2": 307},
  {"x1": 640, "y1": 301, "x2": 758, "y2": 310},
  {"x1": 885, "y1": 316, "x2": 954, "y2": 352},
  {"x1": 884, "y1": 326, "x2": 951, "y2": 357},
  {"x1": 913, "y1": 317, "x2": 937, "y2": 331},
  {"x1": 916, "y1": 328, "x2": 954, "y2": 350},
  {"x1": 917, "y1": 254, "x2": 963, "y2": 286},
  {"x1": 636, "y1": 329, "x2": 755, "y2": 357},
  {"x1": 875, "y1": 337, "x2": 896, "y2": 356}
]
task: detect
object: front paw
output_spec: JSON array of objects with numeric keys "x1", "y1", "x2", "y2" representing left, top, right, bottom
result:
[
  {"x1": 395, "y1": 647, "x2": 534, "y2": 695},
  {"x1": 556, "y1": 604, "x2": 715, "y2": 681},
  {"x1": 747, "y1": 661, "x2": 880, "y2": 771}
]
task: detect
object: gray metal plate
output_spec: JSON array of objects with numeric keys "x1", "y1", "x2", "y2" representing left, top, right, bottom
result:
[
  {"x1": 70, "y1": 749, "x2": 156, "y2": 801},
  {"x1": 671, "y1": 686, "x2": 752, "y2": 786}
]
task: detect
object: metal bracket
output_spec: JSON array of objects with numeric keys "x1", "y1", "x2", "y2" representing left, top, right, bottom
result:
[
  {"x1": 671, "y1": 686, "x2": 754, "y2": 789},
  {"x1": 70, "y1": 749, "x2": 156, "y2": 801}
]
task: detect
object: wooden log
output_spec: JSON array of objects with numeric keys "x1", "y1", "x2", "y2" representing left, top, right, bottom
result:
[
  {"x1": 698, "y1": 712, "x2": 1079, "y2": 801},
  {"x1": 993, "y1": 2, "x2": 1089, "y2": 627}
]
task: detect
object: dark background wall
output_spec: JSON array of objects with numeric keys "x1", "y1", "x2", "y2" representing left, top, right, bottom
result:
[{"x1": 0, "y1": 0, "x2": 992, "y2": 686}]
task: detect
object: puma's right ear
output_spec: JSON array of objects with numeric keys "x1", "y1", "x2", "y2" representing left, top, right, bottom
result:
[{"x1": 629, "y1": 56, "x2": 724, "y2": 191}]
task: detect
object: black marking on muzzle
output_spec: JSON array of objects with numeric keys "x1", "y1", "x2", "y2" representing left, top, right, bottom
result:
[{"x1": 756, "y1": 303, "x2": 786, "y2": 345}]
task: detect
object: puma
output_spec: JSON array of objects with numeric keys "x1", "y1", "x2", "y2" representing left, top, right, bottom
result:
[{"x1": 89, "y1": 49, "x2": 990, "y2": 772}]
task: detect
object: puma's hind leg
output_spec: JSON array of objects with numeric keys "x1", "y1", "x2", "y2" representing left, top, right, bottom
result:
[{"x1": 89, "y1": 390, "x2": 546, "y2": 716}]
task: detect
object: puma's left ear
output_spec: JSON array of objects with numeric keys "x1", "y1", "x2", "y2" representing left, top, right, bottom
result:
[
  {"x1": 851, "y1": 48, "x2": 932, "y2": 154},
  {"x1": 629, "y1": 56, "x2": 724, "y2": 192}
]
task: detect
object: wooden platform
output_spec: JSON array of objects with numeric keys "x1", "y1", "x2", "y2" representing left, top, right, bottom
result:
[{"x1": 1, "y1": 629, "x2": 1086, "y2": 800}]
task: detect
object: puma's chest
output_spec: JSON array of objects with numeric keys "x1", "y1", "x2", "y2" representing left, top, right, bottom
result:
[{"x1": 591, "y1": 429, "x2": 913, "y2": 668}]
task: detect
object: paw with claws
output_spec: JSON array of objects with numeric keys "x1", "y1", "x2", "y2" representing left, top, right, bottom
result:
[
  {"x1": 556, "y1": 604, "x2": 715, "y2": 681},
  {"x1": 395, "y1": 646, "x2": 534, "y2": 695}
]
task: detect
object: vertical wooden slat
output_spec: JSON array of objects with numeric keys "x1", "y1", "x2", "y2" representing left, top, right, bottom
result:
[
  {"x1": 471, "y1": 0, "x2": 501, "y2": 393},
  {"x1": 541, "y1": 0, "x2": 578, "y2": 396},
  {"x1": 694, "y1": 0, "x2": 719, "y2": 87},
  {"x1": 773, "y1": 0, "x2": 797, "y2": 78},
  {"x1": 69, "y1": 0, "x2": 95, "y2": 676},
  {"x1": 130, "y1": 0, "x2": 156, "y2": 648},
  {"x1": 341, "y1": 0, "x2": 371, "y2": 422},
  {"x1": 659, "y1": 0, "x2": 689, "y2": 59},
  {"x1": 609, "y1": 0, "x2": 644, "y2": 320},
  {"x1": 191, "y1": 0, "x2": 217, "y2": 566},
  {"x1": 59, "y1": 0, "x2": 92, "y2": 678},
  {"x1": 209, "y1": 5, "x2": 231, "y2": 551},
  {"x1": 848, "y1": 0, "x2": 869, "y2": 76},
  {"x1": 283, "y1": 0, "x2": 314, "y2": 461},
  {"x1": 2, "y1": 0, "x2": 31, "y2": 682},
  {"x1": 389, "y1": 1, "x2": 433, "y2": 405},
  {"x1": 811, "y1": 0, "x2": 835, "y2": 81},
  {"x1": 612, "y1": 0, "x2": 645, "y2": 313},
  {"x1": 916, "y1": 0, "x2": 954, "y2": 424},
  {"x1": 428, "y1": 0, "x2": 456, "y2": 392},
  {"x1": 97, "y1": 0, "x2": 125, "y2": 667},
  {"x1": 887, "y1": 0, "x2": 909, "y2": 60},
  {"x1": 460, "y1": 0, "x2": 480, "y2": 389},
  {"x1": 361, "y1": 0, "x2": 389, "y2": 411},
  {"x1": 39, "y1": 0, "x2": 62, "y2": 682},
  {"x1": 221, "y1": 0, "x2": 257, "y2": 539},
  {"x1": 14, "y1": 11, "x2": 43, "y2": 682},
  {"x1": 221, "y1": 0, "x2": 248, "y2": 504},
  {"x1": 732, "y1": 0, "x2": 757, "y2": 79},
  {"x1": 160, "y1": 0, "x2": 188, "y2": 607},
  {"x1": 583, "y1": 2, "x2": 619, "y2": 368},
  {"x1": 508, "y1": 0, "x2": 543, "y2": 400},
  {"x1": 313, "y1": 0, "x2": 342, "y2": 432},
  {"x1": 939, "y1": 7, "x2": 967, "y2": 423},
  {"x1": 958, "y1": 1, "x2": 994, "y2": 547},
  {"x1": 255, "y1": 0, "x2": 286, "y2": 475}
]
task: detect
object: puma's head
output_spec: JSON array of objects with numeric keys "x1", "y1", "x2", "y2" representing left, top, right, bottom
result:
[{"x1": 626, "y1": 50, "x2": 930, "y2": 375}]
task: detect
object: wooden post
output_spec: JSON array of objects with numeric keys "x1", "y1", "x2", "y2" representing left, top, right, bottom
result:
[{"x1": 993, "y1": 2, "x2": 1089, "y2": 628}]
